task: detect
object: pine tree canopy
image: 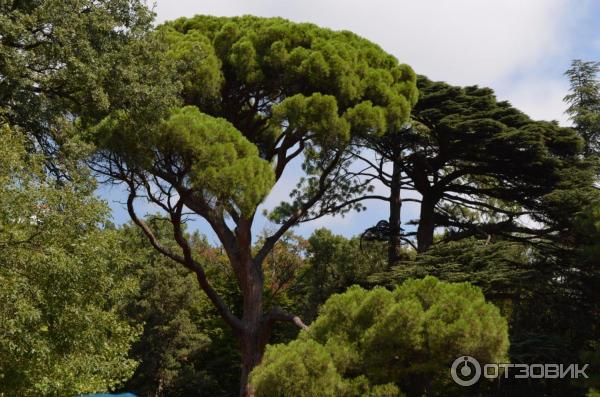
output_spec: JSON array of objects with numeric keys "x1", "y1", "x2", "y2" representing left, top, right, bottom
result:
[
  {"x1": 83, "y1": 15, "x2": 418, "y2": 396},
  {"x1": 564, "y1": 59, "x2": 600, "y2": 155},
  {"x1": 351, "y1": 75, "x2": 593, "y2": 253},
  {"x1": 251, "y1": 277, "x2": 508, "y2": 397}
]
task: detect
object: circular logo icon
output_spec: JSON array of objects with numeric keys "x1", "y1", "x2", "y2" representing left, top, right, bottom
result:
[{"x1": 451, "y1": 356, "x2": 481, "y2": 386}]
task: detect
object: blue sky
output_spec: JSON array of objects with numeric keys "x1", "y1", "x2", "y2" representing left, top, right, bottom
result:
[{"x1": 99, "y1": 0, "x2": 600, "y2": 243}]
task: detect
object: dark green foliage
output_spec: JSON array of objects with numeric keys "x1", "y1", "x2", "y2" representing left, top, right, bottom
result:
[
  {"x1": 252, "y1": 277, "x2": 508, "y2": 397},
  {"x1": 0, "y1": 0, "x2": 155, "y2": 165},
  {"x1": 355, "y1": 75, "x2": 591, "y2": 256},
  {"x1": 565, "y1": 60, "x2": 600, "y2": 155},
  {"x1": 413, "y1": 76, "x2": 587, "y2": 242},
  {"x1": 501, "y1": 264, "x2": 597, "y2": 397},
  {"x1": 0, "y1": 124, "x2": 139, "y2": 396},
  {"x1": 369, "y1": 238, "x2": 534, "y2": 300},
  {"x1": 475, "y1": 65, "x2": 600, "y2": 395},
  {"x1": 292, "y1": 228, "x2": 390, "y2": 321},
  {"x1": 117, "y1": 221, "x2": 241, "y2": 397},
  {"x1": 581, "y1": 343, "x2": 600, "y2": 394},
  {"x1": 370, "y1": 232, "x2": 598, "y2": 396}
]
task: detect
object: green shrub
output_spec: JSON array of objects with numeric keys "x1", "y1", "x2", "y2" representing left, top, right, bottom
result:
[{"x1": 251, "y1": 276, "x2": 508, "y2": 396}]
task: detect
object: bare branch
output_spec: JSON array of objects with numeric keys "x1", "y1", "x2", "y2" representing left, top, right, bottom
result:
[
  {"x1": 126, "y1": 186, "x2": 187, "y2": 266},
  {"x1": 170, "y1": 200, "x2": 244, "y2": 331},
  {"x1": 300, "y1": 194, "x2": 390, "y2": 223}
]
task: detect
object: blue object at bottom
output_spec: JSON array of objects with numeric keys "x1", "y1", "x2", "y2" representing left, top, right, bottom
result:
[{"x1": 78, "y1": 394, "x2": 137, "y2": 397}]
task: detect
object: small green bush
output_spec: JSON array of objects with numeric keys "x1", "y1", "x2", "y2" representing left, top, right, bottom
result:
[{"x1": 251, "y1": 276, "x2": 508, "y2": 396}]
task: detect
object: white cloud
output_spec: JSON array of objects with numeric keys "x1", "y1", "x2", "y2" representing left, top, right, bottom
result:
[
  {"x1": 154, "y1": 0, "x2": 578, "y2": 87},
  {"x1": 497, "y1": 76, "x2": 572, "y2": 125},
  {"x1": 153, "y1": 0, "x2": 589, "y2": 124}
]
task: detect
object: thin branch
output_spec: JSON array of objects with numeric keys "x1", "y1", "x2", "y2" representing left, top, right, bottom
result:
[
  {"x1": 300, "y1": 194, "x2": 390, "y2": 222},
  {"x1": 442, "y1": 193, "x2": 530, "y2": 217},
  {"x1": 255, "y1": 150, "x2": 344, "y2": 266},
  {"x1": 126, "y1": 186, "x2": 186, "y2": 264}
]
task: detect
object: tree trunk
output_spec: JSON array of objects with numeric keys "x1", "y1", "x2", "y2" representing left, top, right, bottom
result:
[
  {"x1": 417, "y1": 194, "x2": 435, "y2": 253},
  {"x1": 239, "y1": 329, "x2": 264, "y2": 397},
  {"x1": 238, "y1": 257, "x2": 267, "y2": 397},
  {"x1": 388, "y1": 160, "x2": 403, "y2": 266}
]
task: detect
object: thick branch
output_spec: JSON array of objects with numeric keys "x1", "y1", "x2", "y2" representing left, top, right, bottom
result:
[
  {"x1": 266, "y1": 306, "x2": 309, "y2": 331},
  {"x1": 127, "y1": 184, "x2": 243, "y2": 332},
  {"x1": 171, "y1": 201, "x2": 243, "y2": 331}
]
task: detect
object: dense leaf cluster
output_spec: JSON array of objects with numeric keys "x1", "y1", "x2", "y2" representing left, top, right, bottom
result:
[
  {"x1": 251, "y1": 277, "x2": 508, "y2": 397},
  {"x1": 0, "y1": 124, "x2": 138, "y2": 396}
]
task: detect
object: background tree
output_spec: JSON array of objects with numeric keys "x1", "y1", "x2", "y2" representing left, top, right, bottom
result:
[
  {"x1": 351, "y1": 76, "x2": 587, "y2": 259},
  {"x1": 565, "y1": 60, "x2": 600, "y2": 155},
  {"x1": 0, "y1": 123, "x2": 139, "y2": 396},
  {"x1": 118, "y1": 221, "x2": 241, "y2": 397},
  {"x1": 84, "y1": 15, "x2": 418, "y2": 396},
  {"x1": 0, "y1": 0, "x2": 154, "y2": 171},
  {"x1": 255, "y1": 231, "x2": 307, "y2": 317},
  {"x1": 251, "y1": 277, "x2": 509, "y2": 397},
  {"x1": 292, "y1": 228, "x2": 390, "y2": 321},
  {"x1": 369, "y1": 238, "x2": 533, "y2": 302},
  {"x1": 370, "y1": 194, "x2": 599, "y2": 395},
  {"x1": 472, "y1": 60, "x2": 600, "y2": 395}
]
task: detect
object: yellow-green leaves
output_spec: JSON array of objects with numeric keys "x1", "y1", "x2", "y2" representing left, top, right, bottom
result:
[
  {"x1": 270, "y1": 94, "x2": 350, "y2": 149},
  {"x1": 251, "y1": 339, "x2": 346, "y2": 397},
  {"x1": 251, "y1": 338, "x2": 403, "y2": 397},
  {"x1": 161, "y1": 107, "x2": 274, "y2": 215},
  {"x1": 252, "y1": 277, "x2": 509, "y2": 395},
  {"x1": 344, "y1": 101, "x2": 387, "y2": 137},
  {"x1": 92, "y1": 16, "x2": 419, "y2": 219},
  {"x1": 160, "y1": 15, "x2": 418, "y2": 149},
  {"x1": 229, "y1": 38, "x2": 263, "y2": 85},
  {"x1": 162, "y1": 29, "x2": 223, "y2": 105},
  {"x1": 312, "y1": 277, "x2": 508, "y2": 389}
]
